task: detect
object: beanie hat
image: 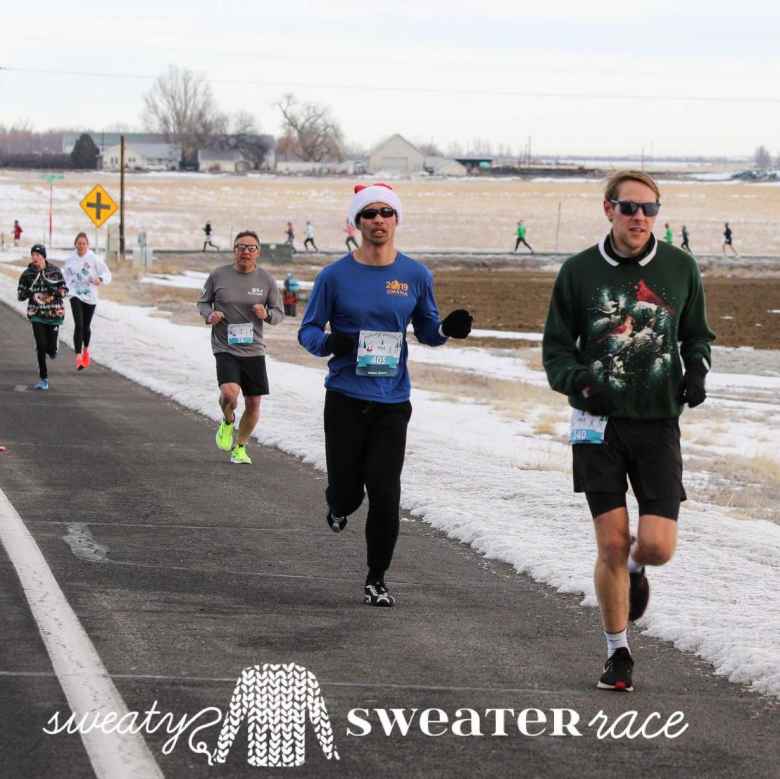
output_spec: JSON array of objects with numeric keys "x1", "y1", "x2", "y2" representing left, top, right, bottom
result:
[
  {"x1": 348, "y1": 183, "x2": 402, "y2": 227},
  {"x1": 31, "y1": 244, "x2": 47, "y2": 258}
]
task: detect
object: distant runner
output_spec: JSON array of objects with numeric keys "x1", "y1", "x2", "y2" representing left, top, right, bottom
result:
[
  {"x1": 298, "y1": 183, "x2": 473, "y2": 607},
  {"x1": 722, "y1": 222, "x2": 738, "y2": 256},
  {"x1": 542, "y1": 170, "x2": 715, "y2": 692},
  {"x1": 344, "y1": 219, "x2": 359, "y2": 251},
  {"x1": 63, "y1": 232, "x2": 112, "y2": 371},
  {"x1": 16, "y1": 244, "x2": 68, "y2": 391},
  {"x1": 13, "y1": 220, "x2": 23, "y2": 246},
  {"x1": 303, "y1": 221, "x2": 318, "y2": 253},
  {"x1": 285, "y1": 222, "x2": 296, "y2": 252},
  {"x1": 202, "y1": 221, "x2": 219, "y2": 251},
  {"x1": 513, "y1": 220, "x2": 534, "y2": 253},
  {"x1": 681, "y1": 225, "x2": 692, "y2": 253},
  {"x1": 663, "y1": 223, "x2": 673, "y2": 243},
  {"x1": 197, "y1": 231, "x2": 284, "y2": 464}
]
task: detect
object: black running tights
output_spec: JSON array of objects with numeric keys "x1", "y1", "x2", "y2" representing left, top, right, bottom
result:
[
  {"x1": 70, "y1": 298, "x2": 96, "y2": 353},
  {"x1": 324, "y1": 390, "x2": 412, "y2": 578},
  {"x1": 31, "y1": 322, "x2": 59, "y2": 379}
]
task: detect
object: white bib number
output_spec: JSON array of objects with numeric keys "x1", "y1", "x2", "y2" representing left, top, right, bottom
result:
[
  {"x1": 356, "y1": 330, "x2": 403, "y2": 377},
  {"x1": 227, "y1": 322, "x2": 254, "y2": 345},
  {"x1": 570, "y1": 409, "x2": 608, "y2": 445}
]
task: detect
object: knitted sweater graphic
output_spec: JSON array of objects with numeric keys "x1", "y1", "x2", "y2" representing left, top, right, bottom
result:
[{"x1": 212, "y1": 663, "x2": 339, "y2": 767}]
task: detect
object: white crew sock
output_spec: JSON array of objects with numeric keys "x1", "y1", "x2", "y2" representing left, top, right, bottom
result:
[
  {"x1": 627, "y1": 538, "x2": 643, "y2": 573},
  {"x1": 605, "y1": 629, "x2": 630, "y2": 658}
]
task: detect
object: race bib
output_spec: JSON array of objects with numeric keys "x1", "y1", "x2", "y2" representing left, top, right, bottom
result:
[
  {"x1": 227, "y1": 323, "x2": 254, "y2": 345},
  {"x1": 356, "y1": 330, "x2": 403, "y2": 377},
  {"x1": 570, "y1": 409, "x2": 608, "y2": 445}
]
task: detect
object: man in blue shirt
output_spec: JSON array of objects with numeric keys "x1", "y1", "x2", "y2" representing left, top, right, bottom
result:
[{"x1": 299, "y1": 183, "x2": 473, "y2": 606}]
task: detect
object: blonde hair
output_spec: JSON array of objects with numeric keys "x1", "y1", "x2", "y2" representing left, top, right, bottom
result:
[{"x1": 604, "y1": 170, "x2": 660, "y2": 202}]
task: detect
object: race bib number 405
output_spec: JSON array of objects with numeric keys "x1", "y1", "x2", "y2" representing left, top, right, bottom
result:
[
  {"x1": 356, "y1": 330, "x2": 403, "y2": 377},
  {"x1": 570, "y1": 409, "x2": 608, "y2": 445}
]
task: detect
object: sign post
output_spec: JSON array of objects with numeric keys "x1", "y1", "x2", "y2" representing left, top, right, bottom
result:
[{"x1": 42, "y1": 173, "x2": 64, "y2": 249}]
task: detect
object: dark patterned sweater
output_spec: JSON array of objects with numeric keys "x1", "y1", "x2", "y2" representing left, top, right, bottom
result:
[
  {"x1": 17, "y1": 262, "x2": 68, "y2": 325},
  {"x1": 543, "y1": 236, "x2": 715, "y2": 418}
]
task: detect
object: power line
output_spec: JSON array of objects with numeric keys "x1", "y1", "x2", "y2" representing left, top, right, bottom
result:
[{"x1": 2, "y1": 65, "x2": 780, "y2": 104}]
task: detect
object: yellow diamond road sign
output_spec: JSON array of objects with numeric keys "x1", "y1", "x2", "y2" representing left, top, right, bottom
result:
[{"x1": 80, "y1": 185, "x2": 118, "y2": 229}]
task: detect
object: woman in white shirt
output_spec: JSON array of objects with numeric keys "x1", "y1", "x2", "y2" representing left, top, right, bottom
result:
[{"x1": 62, "y1": 232, "x2": 112, "y2": 370}]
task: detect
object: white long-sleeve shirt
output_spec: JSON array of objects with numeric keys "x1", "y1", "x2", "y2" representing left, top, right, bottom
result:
[{"x1": 62, "y1": 250, "x2": 112, "y2": 305}]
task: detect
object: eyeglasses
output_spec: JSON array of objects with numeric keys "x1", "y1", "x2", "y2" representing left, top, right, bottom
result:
[
  {"x1": 358, "y1": 207, "x2": 396, "y2": 220},
  {"x1": 234, "y1": 244, "x2": 259, "y2": 252},
  {"x1": 609, "y1": 200, "x2": 661, "y2": 217}
]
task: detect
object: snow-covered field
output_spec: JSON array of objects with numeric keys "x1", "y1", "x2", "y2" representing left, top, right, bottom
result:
[
  {"x1": 2, "y1": 170, "x2": 780, "y2": 257},
  {"x1": 1, "y1": 270, "x2": 778, "y2": 700}
]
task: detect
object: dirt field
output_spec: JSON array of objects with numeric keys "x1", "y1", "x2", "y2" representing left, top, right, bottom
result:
[{"x1": 432, "y1": 269, "x2": 780, "y2": 350}]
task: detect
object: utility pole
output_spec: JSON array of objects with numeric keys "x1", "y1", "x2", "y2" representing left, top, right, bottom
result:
[{"x1": 119, "y1": 135, "x2": 126, "y2": 259}]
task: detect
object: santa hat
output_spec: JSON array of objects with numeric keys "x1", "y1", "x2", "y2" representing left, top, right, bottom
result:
[{"x1": 348, "y1": 183, "x2": 402, "y2": 227}]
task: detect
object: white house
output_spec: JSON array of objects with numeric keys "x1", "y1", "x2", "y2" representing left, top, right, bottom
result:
[
  {"x1": 198, "y1": 149, "x2": 252, "y2": 173},
  {"x1": 101, "y1": 143, "x2": 180, "y2": 172},
  {"x1": 367, "y1": 134, "x2": 425, "y2": 175}
]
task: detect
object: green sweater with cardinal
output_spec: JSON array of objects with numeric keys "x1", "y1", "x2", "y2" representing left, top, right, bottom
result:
[{"x1": 543, "y1": 236, "x2": 715, "y2": 418}]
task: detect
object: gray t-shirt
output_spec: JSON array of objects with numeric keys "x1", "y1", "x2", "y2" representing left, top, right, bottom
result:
[{"x1": 197, "y1": 264, "x2": 284, "y2": 356}]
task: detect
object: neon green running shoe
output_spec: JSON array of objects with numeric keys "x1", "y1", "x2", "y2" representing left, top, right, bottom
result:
[
  {"x1": 230, "y1": 444, "x2": 252, "y2": 465},
  {"x1": 215, "y1": 419, "x2": 234, "y2": 451}
]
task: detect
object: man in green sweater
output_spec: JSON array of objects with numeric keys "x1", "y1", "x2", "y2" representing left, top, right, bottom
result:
[{"x1": 542, "y1": 170, "x2": 715, "y2": 692}]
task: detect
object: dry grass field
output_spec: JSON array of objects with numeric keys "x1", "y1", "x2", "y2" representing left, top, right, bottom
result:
[{"x1": 3, "y1": 170, "x2": 780, "y2": 257}]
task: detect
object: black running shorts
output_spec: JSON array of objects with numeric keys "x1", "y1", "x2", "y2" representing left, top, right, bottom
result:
[
  {"x1": 215, "y1": 353, "x2": 269, "y2": 396},
  {"x1": 573, "y1": 417, "x2": 686, "y2": 521}
]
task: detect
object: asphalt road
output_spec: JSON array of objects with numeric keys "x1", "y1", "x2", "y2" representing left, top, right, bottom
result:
[{"x1": 0, "y1": 301, "x2": 777, "y2": 778}]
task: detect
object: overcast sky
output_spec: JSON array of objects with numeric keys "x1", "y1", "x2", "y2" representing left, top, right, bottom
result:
[{"x1": 3, "y1": 1, "x2": 779, "y2": 157}]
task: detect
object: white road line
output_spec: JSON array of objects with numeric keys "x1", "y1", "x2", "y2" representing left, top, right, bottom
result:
[{"x1": 0, "y1": 488, "x2": 164, "y2": 779}]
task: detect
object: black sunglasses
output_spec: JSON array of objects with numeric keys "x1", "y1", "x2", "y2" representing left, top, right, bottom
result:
[
  {"x1": 610, "y1": 199, "x2": 661, "y2": 217},
  {"x1": 358, "y1": 207, "x2": 396, "y2": 221}
]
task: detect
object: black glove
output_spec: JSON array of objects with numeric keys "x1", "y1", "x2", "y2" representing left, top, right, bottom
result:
[
  {"x1": 575, "y1": 373, "x2": 617, "y2": 416},
  {"x1": 325, "y1": 331, "x2": 355, "y2": 357},
  {"x1": 679, "y1": 363, "x2": 707, "y2": 408},
  {"x1": 441, "y1": 309, "x2": 473, "y2": 339}
]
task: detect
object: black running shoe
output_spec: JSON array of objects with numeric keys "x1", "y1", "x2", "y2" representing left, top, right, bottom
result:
[
  {"x1": 629, "y1": 567, "x2": 650, "y2": 621},
  {"x1": 364, "y1": 580, "x2": 395, "y2": 607},
  {"x1": 597, "y1": 647, "x2": 634, "y2": 691},
  {"x1": 326, "y1": 510, "x2": 347, "y2": 533}
]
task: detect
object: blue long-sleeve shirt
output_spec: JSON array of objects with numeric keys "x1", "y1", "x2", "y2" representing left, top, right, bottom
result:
[{"x1": 298, "y1": 252, "x2": 448, "y2": 403}]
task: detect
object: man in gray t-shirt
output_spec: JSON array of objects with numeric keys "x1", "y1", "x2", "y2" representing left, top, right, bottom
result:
[{"x1": 197, "y1": 230, "x2": 284, "y2": 464}]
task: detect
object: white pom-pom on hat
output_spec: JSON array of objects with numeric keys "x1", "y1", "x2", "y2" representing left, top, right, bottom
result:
[{"x1": 348, "y1": 182, "x2": 402, "y2": 227}]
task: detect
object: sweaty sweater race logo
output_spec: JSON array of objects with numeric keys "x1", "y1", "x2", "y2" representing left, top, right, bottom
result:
[{"x1": 41, "y1": 664, "x2": 689, "y2": 766}]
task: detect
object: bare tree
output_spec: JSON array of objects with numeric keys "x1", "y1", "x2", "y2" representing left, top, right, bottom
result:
[
  {"x1": 276, "y1": 94, "x2": 343, "y2": 162},
  {"x1": 754, "y1": 145, "x2": 772, "y2": 170},
  {"x1": 204, "y1": 111, "x2": 274, "y2": 169},
  {"x1": 142, "y1": 66, "x2": 227, "y2": 159},
  {"x1": 230, "y1": 111, "x2": 258, "y2": 135},
  {"x1": 416, "y1": 140, "x2": 443, "y2": 157}
]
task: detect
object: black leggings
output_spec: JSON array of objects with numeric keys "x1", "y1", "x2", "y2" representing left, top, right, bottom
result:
[
  {"x1": 70, "y1": 298, "x2": 96, "y2": 353},
  {"x1": 324, "y1": 390, "x2": 412, "y2": 578},
  {"x1": 32, "y1": 322, "x2": 59, "y2": 379}
]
